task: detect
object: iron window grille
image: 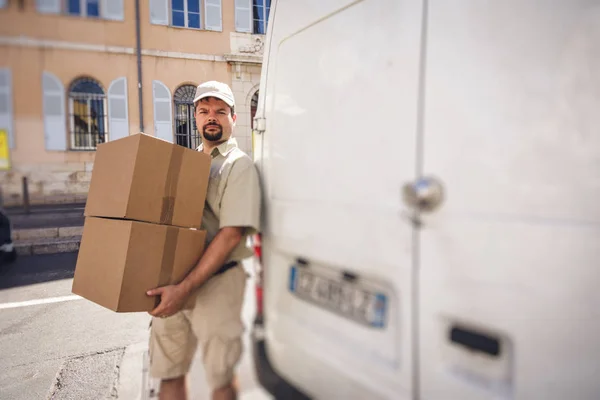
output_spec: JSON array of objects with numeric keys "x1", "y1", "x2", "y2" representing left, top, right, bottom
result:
[
  {"x1": 174, "y1": 85, "x2": 201, "y2": 149},
  {"x1": 68, "y1": 78, "x2": 107, "y2": 150}
]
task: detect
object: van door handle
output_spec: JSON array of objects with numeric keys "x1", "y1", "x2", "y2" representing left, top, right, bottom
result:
[
  {"x1": 450, "y1": 326, "x2": 501, "y2": 357},
  {"x1": 402, "y1": 176, "x2": 445, "y2": 213}
]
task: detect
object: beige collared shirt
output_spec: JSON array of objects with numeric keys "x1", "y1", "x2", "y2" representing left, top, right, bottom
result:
[{"x1": 197, "y1": 137, "x2": 261, "y2": 263}]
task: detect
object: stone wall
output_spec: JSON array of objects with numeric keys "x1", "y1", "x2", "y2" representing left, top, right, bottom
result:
[
  {"x1": 0, "y1": 162, "x2": 92, "y2": 206},
  {"x1": 231, "y1": 64, "x2": 261, "y2": 159},
  {"x1": 226, "y1": 32, "x2": 264, "y2": 160}
]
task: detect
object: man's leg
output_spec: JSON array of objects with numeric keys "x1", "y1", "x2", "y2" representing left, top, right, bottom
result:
[
  {"x1": 203, "y1": 319, "x2": 244, "y2": 400},
  {"x1": 212, "y1": 377, "x2": 238, "y2": 400},
  {"x1": 188, "y1": 266, "x2": 247, "y2": 400},
  {"x1": 159, "y1": 376, "x2": 187, "y2": 400},
  {"x1": 148, "y1": 313, "x2": 197, "y2": 400}
]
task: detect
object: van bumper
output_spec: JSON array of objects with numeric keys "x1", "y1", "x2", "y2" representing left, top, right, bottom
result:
[{"x1": 251, "y1": 319, "x2": 311, "y2": 400}]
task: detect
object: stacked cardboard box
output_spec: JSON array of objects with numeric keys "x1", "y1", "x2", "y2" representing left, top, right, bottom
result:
[{"x1": 72, "y1": 133, "x2": 211, "y2": 313}]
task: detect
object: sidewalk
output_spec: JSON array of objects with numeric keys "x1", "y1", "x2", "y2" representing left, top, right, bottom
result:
[{"x1": 118, "y1": 338, "x2": 272, "y2": 400}]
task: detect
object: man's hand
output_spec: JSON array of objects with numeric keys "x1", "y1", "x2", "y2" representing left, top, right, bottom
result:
[
  {"x1": 147, "y1": 284, "x2": 190, "y2": 318},
  {"x1": 146, "y1": 227, "x2": 244, "y2": 319}
]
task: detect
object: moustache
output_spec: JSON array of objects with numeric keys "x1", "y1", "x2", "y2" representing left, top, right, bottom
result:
[{"x1": 204, "y1": 123, "x2": 222, "y2": 129}]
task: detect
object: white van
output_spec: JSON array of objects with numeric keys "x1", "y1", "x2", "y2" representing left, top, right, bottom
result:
[{"x1": 249, "y1": 1, "x2": 600, "y2": 399}]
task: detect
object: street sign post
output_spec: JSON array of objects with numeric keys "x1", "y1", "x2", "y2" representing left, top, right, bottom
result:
[{"x1": 0, "y1": 129, "x2": 10, "y2": 171}]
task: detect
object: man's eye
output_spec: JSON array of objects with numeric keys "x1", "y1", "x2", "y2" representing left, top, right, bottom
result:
[{"x1": 198, "y1": 110, "x2": 207, "y2": 114}]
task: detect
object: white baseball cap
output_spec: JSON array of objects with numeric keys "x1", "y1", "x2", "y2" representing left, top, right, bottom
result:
[{"x1": 193, "y1": 81, "x2": 235, "y2": 109}]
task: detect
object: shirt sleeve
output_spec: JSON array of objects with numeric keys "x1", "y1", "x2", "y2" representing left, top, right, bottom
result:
[{"x1": 219, "y1": 158, "x2": 262, "y2": 235}]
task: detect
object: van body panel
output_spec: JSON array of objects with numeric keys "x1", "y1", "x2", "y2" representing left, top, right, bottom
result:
[
  {"x1": 258, "y1": 0, "x2": 424, "y2": 398},
  {"x1": 420, "y1": 2, "x2": 600, "y2": 399},
  {"x1": 254, "y1": 1, "x2": 600, "y2": 399}
]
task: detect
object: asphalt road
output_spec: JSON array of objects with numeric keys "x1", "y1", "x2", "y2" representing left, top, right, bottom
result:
[
  {"x1": 0, "y1": 253, "x2": 271, "y2": 400},
  {"x1": 0, "y1": 252, "x2": 150, "y2": 399},
  {"x1": 3, "y1": 204, "x2": 85, "y2": 230}
]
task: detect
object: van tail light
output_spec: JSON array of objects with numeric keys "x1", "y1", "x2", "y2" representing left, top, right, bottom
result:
[
  {"x1": 253, "y1": 233, "x2": 264, "y2": 319},
  {"x1": 253, "y1": 232, "x2": 262, "y2": 263},
  {"x1": 255, "y1": 285, "x2": 264, "y2": 320}
]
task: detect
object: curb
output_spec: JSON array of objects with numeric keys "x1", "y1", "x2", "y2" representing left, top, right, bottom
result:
[
  {"x1": 15, "y1": 236, "x2": 81, "y2": 256},
  {"x1": 13, "y1": 226, "x2": 84, "y2": 241}
]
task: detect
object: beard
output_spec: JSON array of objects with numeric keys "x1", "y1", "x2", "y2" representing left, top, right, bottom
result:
[{"x1": 202, "y1": 123, "x2": 223, "y2": 142}]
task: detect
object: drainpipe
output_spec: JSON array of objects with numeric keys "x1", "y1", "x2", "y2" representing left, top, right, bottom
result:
[{"x1": 135, "y1": 0, "x2": 144, "y2": 132}]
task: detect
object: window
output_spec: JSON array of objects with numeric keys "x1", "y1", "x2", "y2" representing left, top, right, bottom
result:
[
  {"x1": 250, "y1": 90, "x2": 258, "y2": 130},
  {"x1": 174, "y1": 85, "x2": 201, "y2": 149},
  {"x1": 0, "y1": 69, "x2": 13, "y2": 150},
  {"x1": 0, "y1": 0, "x2": 7, "y2": 9},
  {"x1": 153, "y1": 80, "x2": 173, "y2": 143},
  {"x1": 172, "y1": 0, "x2": 200, "y2": 29},
  {"x1": 253, "y1": 0, "x2": 270, "y2": 34},
  {"x1": 150, "y1": 0, "x2": 221, "y2": 31},
  {"x1": 68, "y1": 78, "x2": 107, "y2": 150},
  {"x1": 35, "y1": 0, "x2": 124, "y2": 21},
  {"x1": 43, "y1": 71, "x2": 67, "y2": 151},
  {"x1": 68, "y1": 0, "x2": 99, "y2": 17}
]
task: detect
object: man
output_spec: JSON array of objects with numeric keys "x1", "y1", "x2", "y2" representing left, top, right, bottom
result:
[{"x1": 146, "y1": 81, "x2": 261, "y2": 400}]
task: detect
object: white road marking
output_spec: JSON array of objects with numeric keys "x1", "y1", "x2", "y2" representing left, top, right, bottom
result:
[{"x1": 0, "y1": 295, "x2": 82, "y2": 310}]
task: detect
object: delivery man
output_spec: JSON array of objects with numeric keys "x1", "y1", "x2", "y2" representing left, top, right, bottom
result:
[{"x1": 146, "y1": 81, "x2": 261, "y2": 400}]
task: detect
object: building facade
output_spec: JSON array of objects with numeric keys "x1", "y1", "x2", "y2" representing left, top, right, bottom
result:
[{"x1": 0, "y1": 0, "x2": 268, "y2": 206}]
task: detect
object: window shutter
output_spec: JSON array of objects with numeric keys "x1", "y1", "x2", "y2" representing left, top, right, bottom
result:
[
  {"x1": 149, "y1": 0, "x2": 169, "y2": 25},
  {"x1": 36, "y1": 0, "x2": 61, "y2": 14},
  {"x1": 0, "y1": 69, "x2": 14, "y2": 149},
  {"x1": 234, "y1": 0, "x2": 252, "y2": 33},
  {"x1": 102, "y1": 0, "x2": 124, "y2": 21},
  {"x1": 42, "y1": 72, "x2": 67, "y2": 151},
  {"x1": 107, "y1": 77, "x2": 129, "y2": 142},
  {"x1": 205, "y1": 0, "x2": 222, "y2": 31},
  {"x1": 152, "y1": 80, "x2": 173, "y2": 143}
]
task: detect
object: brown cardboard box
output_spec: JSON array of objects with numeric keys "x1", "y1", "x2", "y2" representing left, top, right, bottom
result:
[
  {"x1": 72, "y1": 217, "x2": 206, "y2": 312},
  {"x1": 84, "y1": 133, "x2": 211, "y2": 229}
]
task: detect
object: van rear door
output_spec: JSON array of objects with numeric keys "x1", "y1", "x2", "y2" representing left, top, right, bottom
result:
[
  {"x1": 259, "y1": 0, "x2": 424, "y2": 399},
  {"x1": 419, "y1": 2, "x2": 600, "y2": 399}
]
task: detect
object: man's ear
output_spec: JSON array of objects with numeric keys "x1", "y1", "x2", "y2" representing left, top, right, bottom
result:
[{"x1": 232, "y1": 113, "x2": 237, "y2": 125}]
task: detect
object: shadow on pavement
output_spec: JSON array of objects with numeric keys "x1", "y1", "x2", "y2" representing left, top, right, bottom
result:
[{"x1": 0, "y1": 252, "x2": 78, "y2": 290}]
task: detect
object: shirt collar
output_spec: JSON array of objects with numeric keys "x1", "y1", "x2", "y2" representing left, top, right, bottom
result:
[{"x1": 197, "y1": 137, "x2": 238, "y2": 158}]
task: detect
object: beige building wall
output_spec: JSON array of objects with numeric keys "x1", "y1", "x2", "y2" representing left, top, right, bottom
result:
[
  {"x1": 0, "y1": 0, "x2": 265, "y2": 207},
  {"x1": 232, "y1": 63, "x2": 261, "y2": 154}
]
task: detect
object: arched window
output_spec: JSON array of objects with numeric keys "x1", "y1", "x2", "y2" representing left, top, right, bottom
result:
[
  {"x1": 68, "y1": 77, "x2": 107, "y2": 150},
  {"x1": 174, "y1": 84, "x2": 200, "y2": 149},
  {"x1": 250, "y1": 90, "x2": 259, "y2": 130}
]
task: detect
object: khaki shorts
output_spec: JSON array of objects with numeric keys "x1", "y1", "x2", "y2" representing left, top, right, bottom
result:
[{"x1": 148, "y1": 265, "x2": 247, "y2": 390}]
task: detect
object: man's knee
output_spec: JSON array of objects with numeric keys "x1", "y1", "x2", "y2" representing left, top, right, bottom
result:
[{"x1": 203, "y1": 335, "x2": 243, "y2": 392}]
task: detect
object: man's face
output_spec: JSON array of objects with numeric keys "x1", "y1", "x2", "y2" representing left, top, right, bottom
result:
[{"x1": 194, "y1": 97, "x2": 236, "y2": 143}]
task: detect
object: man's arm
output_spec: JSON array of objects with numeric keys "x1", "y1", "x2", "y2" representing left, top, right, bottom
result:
[
  {"x1": 146, "y1": 226, "x2": 244, "y2": 318},
  {"x1": 180, "y1": 226, "x2": 243, "y2": 294},
  {"x1": 147, "y1": 158, "x2": 261, "y2": 318}
]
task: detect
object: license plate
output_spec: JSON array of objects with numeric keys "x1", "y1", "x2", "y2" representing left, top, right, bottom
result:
[{"x1": 289, "y1": 265, "x2": 387, "y2": 328}]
